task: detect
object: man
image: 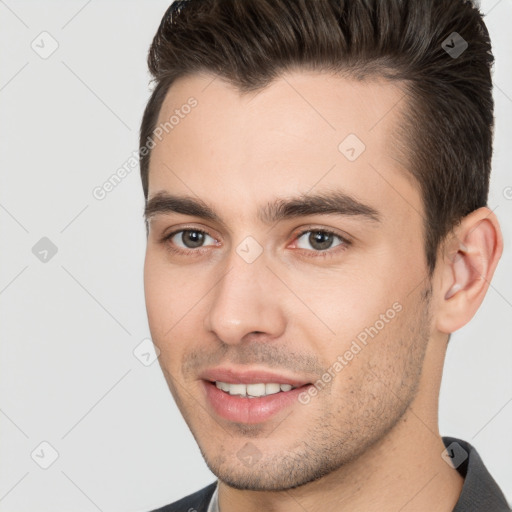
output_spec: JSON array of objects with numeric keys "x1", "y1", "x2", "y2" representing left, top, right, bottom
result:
[{"x1": 140, "y1": 0, "x2": 510, "y2": 510}]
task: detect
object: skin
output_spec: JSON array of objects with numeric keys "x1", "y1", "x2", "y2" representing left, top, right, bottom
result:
[{"x1": 143, "y1": 71, "x2": 502, "y2": 512}]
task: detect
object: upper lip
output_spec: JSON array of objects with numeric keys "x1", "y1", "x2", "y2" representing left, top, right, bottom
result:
[{"x1": 199, "y1": 367, "x2": 312, "y2": 387}]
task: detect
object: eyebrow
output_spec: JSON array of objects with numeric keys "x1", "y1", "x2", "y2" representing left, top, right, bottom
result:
[{"x1": 144, "y1": 190, "x2": 381, "y2": 226}]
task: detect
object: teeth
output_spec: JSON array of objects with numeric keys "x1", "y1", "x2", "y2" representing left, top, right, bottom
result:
[
  {"x1": 216, "y1": 381, "x2": 230, "y2": 392},
  {"x1": 215, "y1": 381, "x2": 297, "y2": 397},
  {"x1": 266, "y1": 383, "x2": 281, "y2": 395},
  {"x1": 227, "y1": 383, "x2": 246, "y2": 397},
  {"x1": 247, "y1": 383, "x2": 266, "y2": 397}
]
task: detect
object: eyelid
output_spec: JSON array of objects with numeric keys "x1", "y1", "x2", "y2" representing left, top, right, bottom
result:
[
  {"x1": 160, "y1": 224, "x2": 220, "y2": 244},
  {"x1": 291, "y1": 225, "x2": 352, "y2": 245}
]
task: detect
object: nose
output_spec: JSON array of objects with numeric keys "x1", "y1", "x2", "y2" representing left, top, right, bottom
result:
[{"x1": 204, "y1": 249, "x2": 287, "y2": 345}]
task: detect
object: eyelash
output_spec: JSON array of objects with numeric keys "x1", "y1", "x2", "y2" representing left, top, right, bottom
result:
[{"x1": 160, "y1": 226, "x2": 351, "y2": 259}]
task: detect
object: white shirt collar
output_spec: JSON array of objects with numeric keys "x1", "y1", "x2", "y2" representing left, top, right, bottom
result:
[{"x1": 207, "y1": 482, "x2": 219, "y2": 512}]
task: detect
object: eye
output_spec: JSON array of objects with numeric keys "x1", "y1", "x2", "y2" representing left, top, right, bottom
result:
[
  {"x1": 160, "y1": 226, "x2": 350, "y2": 258},
  {"x1": 166, "y1": 229, "x2": 217, "y2": 250},
  {"x1": 295, "y1": 229, "x2": 348, "y2": 252}
]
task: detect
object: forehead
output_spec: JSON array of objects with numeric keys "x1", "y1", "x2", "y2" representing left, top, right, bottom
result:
[{"x1": 148, "y1": 71, "x2": 420, "y2": 224}]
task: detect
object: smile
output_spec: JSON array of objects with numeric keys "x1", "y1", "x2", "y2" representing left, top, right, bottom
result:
[{"x1": 214, "y1": 381, "x2": 297, "y2": 398}]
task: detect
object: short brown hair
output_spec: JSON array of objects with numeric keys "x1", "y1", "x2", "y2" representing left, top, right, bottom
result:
[{"x1": 139, "y1": 0, "x2": 494, "y2": 273}]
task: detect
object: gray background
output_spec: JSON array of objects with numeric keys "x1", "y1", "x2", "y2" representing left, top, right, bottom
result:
[{"x1": 0, "y1": 1, "x2": 510, "y2": 510}]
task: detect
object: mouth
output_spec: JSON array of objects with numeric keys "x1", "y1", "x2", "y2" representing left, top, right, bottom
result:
[{"x1": 199, "y1": 368, "x2": 313, "y2": 424}]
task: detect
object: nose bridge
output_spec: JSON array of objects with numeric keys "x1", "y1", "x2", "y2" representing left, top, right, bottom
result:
[{"x1": 204, "y1": 245, "x2": 286, "y2": 344}]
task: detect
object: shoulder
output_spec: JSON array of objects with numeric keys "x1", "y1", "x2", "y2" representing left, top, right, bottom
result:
[{"x1": 149, "y1": 481, "x2": 218, "y2": 512}]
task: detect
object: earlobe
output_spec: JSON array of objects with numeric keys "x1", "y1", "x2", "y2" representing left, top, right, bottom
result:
[{"x1": 436, "y1": 208, "x2": 503, "y2": 334}]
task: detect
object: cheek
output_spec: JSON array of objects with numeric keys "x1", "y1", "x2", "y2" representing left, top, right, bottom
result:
[
  {"x1": 143, "y1": 250, "x2": 213, "y2": 366},
  {"x1": 144, "y1": 255, "x2": 169, "y2": 329},
  {"x1": 144, "y1": 251, "x2": 198, "y2": 322},
  {"x1": 293, "y1": 266, "x2": 412, "y2": 386},
  {"x1": 297, "y1": 271, "x2": 397, "y2": 340},
  {"x1": 143, "y1": 251, "x2": 189, "y2": 350}
]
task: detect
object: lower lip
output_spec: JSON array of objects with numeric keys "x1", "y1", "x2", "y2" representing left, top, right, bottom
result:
[{"x1": 202, "y1": 380, "x2": 311, "y2": 424}]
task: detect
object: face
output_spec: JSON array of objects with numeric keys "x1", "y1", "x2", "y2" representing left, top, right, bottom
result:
[{"x1": 143, "y1": 71, "x2": 434, "y2": 491}]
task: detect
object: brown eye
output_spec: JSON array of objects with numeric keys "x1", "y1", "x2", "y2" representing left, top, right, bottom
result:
[
  {"x1": 181, "y1": 230, "x2": 204, "y2": 248},
  {"x1": 169, "y1": 229, "x2": 216, "y2": 249},
  {"x1": 296, "y1": 230, "x2": 345, "y2": 252}
]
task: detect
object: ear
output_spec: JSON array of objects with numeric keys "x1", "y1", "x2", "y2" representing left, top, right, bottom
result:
[{"x1": 436, "y1": 207, "x2": 503, "y2": 334}]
